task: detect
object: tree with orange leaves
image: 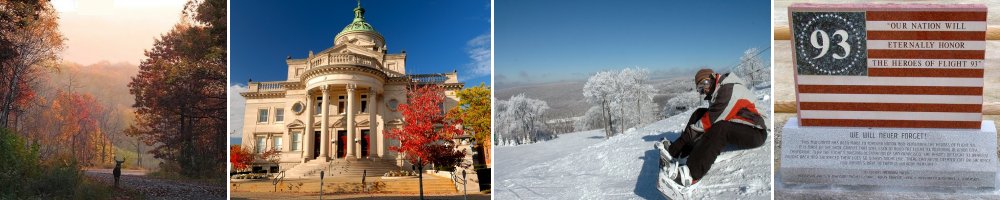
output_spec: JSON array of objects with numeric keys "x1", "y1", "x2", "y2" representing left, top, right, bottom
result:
[
  {"x1": 387, "y1": 84, "x2": 466, "y2": 199},
  {"x1": 45, "y1": 90, "x2": 107, "y2": 166},
  {"x1": 0, "y1": 0, "x2": 65, "y2": 128},
  {"x1": 126, "y1": 0, "x2": 226, "y2": 178}
]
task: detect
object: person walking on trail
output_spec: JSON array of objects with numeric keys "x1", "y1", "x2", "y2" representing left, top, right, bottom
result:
[{"x1": 662, "y1": 68, "x2": 768, "y2": 187}]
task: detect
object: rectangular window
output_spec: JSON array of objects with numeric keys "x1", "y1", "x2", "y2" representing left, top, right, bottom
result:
[
  {"x1": 258, "y1": 108, "x2": 269, "y2": 123},
  {"x1": 275, "y1": 108, "x2": 284, "y2": 122},
  {"x1": 291, "y1": 131, "x2": 301, "y2": 151},
  {"x1": 315, "y1": 97, "x2": 323, "y2": 115},
  {"x1": 256, "y1": 136, "x2": 266, "y2": 153},
  {"x1": 295, "y1": 68, "x2": 303, "y2": 76},
  {"x1": 338, "y1": 96, "x2": 346, "y2": 114},
  {"x1": 273, "y1": 136, "x2": 283, "y2": 152},
  {"x1": 361, "y1": 95, "x2": 368, "y2": 113}
]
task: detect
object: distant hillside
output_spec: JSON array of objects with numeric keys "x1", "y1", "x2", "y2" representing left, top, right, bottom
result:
[
  {"x1": 45, "y1": 61, "x2": 139, "y2": 109},
  {"x1": 496, "y1": 80, "x2": 589, "y2": 120},
  {"x1": 33, "y1": 61, "x2": 159, "y2": 169},
  {"x1": 496, "y1": 76, "x2": 693, "y2": 123}
]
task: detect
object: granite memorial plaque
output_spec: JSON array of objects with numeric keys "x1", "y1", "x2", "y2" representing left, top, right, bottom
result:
[
  {"x1": 789, "y1": 3, "x2": 986, "y2": 129},
  {"x1": 781, "y1": 118, "x2": 997, "y2": 188},
  {"x1": 781, "y1": 3, "x2": 998, "y2": 190}
]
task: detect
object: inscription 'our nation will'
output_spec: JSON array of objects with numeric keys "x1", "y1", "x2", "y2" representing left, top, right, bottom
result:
[{"x1": 789, "y1": 4, "x2": 986, "y2": 129}]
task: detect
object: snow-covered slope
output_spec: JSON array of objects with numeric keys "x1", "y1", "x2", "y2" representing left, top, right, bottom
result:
[{"x1": 496, "y1": 108, "x2": 773, "y2": 199}]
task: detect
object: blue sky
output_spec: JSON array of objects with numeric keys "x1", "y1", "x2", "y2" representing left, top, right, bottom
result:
[
  {"x1": 495, "y1": 0, "x2": 770, "y2": 85},
  {"x1": 229, "y1": 0, "x2": 489, "y2": 138},
  {"x1": 230, "y1": 0, "x2": 491, "y2": 86}
]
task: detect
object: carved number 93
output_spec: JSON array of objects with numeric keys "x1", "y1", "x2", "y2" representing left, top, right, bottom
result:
[{"x1": 809, "y1": 29, "x2": 850, "y2": 59}]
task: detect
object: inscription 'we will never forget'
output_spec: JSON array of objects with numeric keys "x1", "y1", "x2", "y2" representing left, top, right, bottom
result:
[{"x1": 779, "y1": 118, "x2": 997, "y2": 188}]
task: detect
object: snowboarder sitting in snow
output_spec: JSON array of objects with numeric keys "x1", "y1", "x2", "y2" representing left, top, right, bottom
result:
[{"x1": 662, "y1": 68, "x2": 767, "y2": 187}]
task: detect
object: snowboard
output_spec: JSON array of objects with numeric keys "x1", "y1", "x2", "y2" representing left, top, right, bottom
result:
[
  {"x1": 659, "y1": 175, "x2": 699, "y2": 200},
  {"x1": 655, "y1": 138, "x2": 748, "y2": 199}
]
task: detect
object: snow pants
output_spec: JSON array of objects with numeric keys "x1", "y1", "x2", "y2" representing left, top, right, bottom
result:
[{"x1": 667, "y1": 108, "x2": 767, "y2": 180}]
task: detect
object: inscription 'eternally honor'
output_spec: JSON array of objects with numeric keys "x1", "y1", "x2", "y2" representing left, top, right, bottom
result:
[{"x1": 885, "y1": 41, "x2": 965, "y2": 49}]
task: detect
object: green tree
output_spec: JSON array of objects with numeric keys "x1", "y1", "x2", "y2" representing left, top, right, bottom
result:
[{"x1": 0, "y1": 128, "x2": 40, "y2": 198}]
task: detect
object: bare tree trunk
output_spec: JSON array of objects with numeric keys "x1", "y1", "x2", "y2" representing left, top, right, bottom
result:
[
  {"x1": 636, "y1": 97, "x2": 641, "y2": 126},
  {"x1": 0, "y1": 65, "x2": 23, "y2": 127},
  {"x1": 602, "y1": 99, "x2": 611, "y2": 138},
  {"x1": 136, "y1": 137, "x2": 142, "y2": 169},
  {"x1": 618, "y1": 101, "x2": 624, "y2": 134},
  {"x1": 418, "y1": 159, "x2": 425, "y2": 200},
  {"x1": 102, "y1": 132, "x2": 107, "y2": 163}
]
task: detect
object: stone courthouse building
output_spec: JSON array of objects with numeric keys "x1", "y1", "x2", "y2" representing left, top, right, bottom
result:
[{"x1": 240, "y1": 3, "x2": 463, "y2": 177}]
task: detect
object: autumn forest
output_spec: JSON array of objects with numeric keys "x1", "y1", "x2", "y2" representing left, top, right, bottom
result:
[{"x1": 0, "y1": 0, "x2": 226, "y2": 198}]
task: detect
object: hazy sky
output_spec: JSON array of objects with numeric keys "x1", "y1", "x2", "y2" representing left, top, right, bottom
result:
[
  {"x1": 52, "y1": 0, "x2": 186, "y2": 65},
  {"x1": 496, "y1": 0, "x2": 771, "y2": 84}
]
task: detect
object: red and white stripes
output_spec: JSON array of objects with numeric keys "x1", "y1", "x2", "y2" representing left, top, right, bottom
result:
[{"x1": 795, "y1": 6, "x2": 986, "y2": 129}]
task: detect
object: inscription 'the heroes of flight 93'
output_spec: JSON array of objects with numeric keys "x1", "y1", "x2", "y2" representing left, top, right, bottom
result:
[{"x1": 788, "y1": 4, "x2": 987, "y2": 129}]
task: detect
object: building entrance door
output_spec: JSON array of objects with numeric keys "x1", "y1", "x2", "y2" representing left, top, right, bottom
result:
[
  {"x1": 312, "y1": 131, "x2": 320, "y2": 159},
  {"x1": 337, "y1": 131, "x2": 347, "y2": 158},
  {"x1": 361, "y1": 130, "x2": 370, "y2": 157}
]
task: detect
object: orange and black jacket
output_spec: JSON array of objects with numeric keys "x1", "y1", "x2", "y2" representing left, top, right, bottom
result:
[{"x1": 690, "y1": 73, "x2": 767, "y2": 132}]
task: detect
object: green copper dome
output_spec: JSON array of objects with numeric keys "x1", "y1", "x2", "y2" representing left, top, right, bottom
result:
[{"x1": 335, "y1": 2, "x2": 381, "y2": 40}]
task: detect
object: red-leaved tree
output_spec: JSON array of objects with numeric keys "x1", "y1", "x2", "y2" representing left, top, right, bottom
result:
[
  {"x1": 229, "y1": 145, "x2": 253, "y2": 173},
  {"x1": 386, "y1": 84, "x2": 466, "y2": 199}
]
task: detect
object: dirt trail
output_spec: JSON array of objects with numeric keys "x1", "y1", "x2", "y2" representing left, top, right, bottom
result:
[{"x1": 84, "y1": 169, "x2": 225, "y2": 199}]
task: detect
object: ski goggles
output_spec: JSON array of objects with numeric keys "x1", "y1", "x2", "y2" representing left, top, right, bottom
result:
[{"x1": 696, "y1": 78, "x2": 712, "y2": 95}]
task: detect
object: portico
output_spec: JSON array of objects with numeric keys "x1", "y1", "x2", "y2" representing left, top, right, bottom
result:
[{"x1": 300, "y1": 82, "x2": 381, "y2": 161}]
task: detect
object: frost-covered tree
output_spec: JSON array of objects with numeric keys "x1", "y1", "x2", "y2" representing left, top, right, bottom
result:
[
  {"x1": 662, "y1": 91, "x2": 702, "y2": 117},
  {"x1": 583, "y1": 71, "x2": 618, "y2": 138},
  {"x1": 621, "y1": 68, "x2": 659, "y2": 126},
  {"x1": 581, "y1": 68, "x2": 659, "y2": 137},
  {"x1": 574, "y1": 106, "x2": 605, "y2": 132},
  {"x1": 495, "y1": 93, "x2": 552, "y2": 145},
  {"x1": 735, "y1": 48, "x2": 769, "y2": 89}
]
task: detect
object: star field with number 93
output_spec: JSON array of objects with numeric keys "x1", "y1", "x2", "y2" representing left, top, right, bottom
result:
[{"x1": 792, "y1": 12, "x2": 867, "y2": 76}]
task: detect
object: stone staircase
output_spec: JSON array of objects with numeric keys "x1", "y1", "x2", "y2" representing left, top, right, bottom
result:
[
  {"x1": 283, "y1": 159, "x2": 329, "y2": 179},
  {"x1": 284, "y1": 158, "x2": 401, "y2": 179},
  {"x1": 325, "y1": 158, "x2": 400, "y2": 178},
  {"x1": 381, "y1": 176, "x2": 458, "y2": 194},
  {"x1": 276, "y1": 158, "x2": 459, "y2": 194}
]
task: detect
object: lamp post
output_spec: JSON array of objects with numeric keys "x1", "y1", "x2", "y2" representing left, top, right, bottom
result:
[
  {"x1": 320, "y1": 171, "x2": 324, "y2": 200},
  {"x1": 462, "y1": 170, "x2": 468, "y2": 200}
]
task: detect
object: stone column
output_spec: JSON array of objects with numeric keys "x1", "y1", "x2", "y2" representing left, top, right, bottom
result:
[
  {"x1": 266, "y1": 135, "x2": 272, "y2": 152},
  {"x1": 303, "y1": 94, "x2": 314, "y2": 162},
  {"x1": 346, "y1": 84, "x2": 356, "y2": 159},
  {"x1": 319, "y1": 85, "x2": 330, "y2": 161},
  {"x1": 283, "y1": 130, "x2": 290, "y2": 152},
  {"x1": 368, "y1": 89, "x2": 377, "y2": 158}
]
